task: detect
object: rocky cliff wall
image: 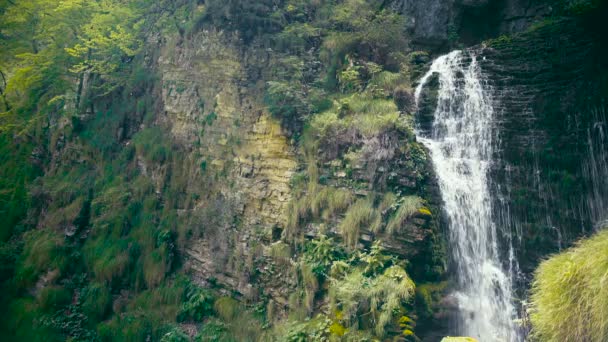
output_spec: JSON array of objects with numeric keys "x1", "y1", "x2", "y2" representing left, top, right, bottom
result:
[
  {"x1": 154, "y1": 27, "x2": 449, "y2": 327},
  {"x1": 391, "y1": 0, "x2": 552, "y2": 48},
  {"x1": 478, "y1": 15, "x2": 608, "y2": 277},
  {"x1": 156, "y1": 30, "x2": 298, "y2": 299}
]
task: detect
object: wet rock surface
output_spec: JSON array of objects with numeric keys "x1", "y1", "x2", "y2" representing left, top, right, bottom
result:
[{"x1": 478, "y1": 17, "x2": 608, "y2": 275}]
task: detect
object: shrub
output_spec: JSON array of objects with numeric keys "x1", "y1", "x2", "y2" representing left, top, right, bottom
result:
[
  {"x1": 178, "y1": 284, "x2": 214, "y2": 322},
  {"x1": 328, "y1": 265, "x2": 415, "y2": 337},
  {"x1": 160, "y1": 327, "x2": 190, "y2": 342},
  {"x1": 310, "y1": 94, "x2": 404, "y2": 146},
  {"x1": 204, "y1": 0, "x2": 283, "y2": 42},
  {"x1": 276, "y1": 23, "x2": 321, "y2": 53},
  {"x1": 303, "y1": 235, "x2": 346, "y2": 277},
  {"x1": 529, "y1": 228, "x2": 608, "y2": 342},
  {"x1": 16, "y1": 229, "x2": 68, "y2": 285},
  {"x1": 265, "y1": 81, "x2": 311, "y2": 122}
]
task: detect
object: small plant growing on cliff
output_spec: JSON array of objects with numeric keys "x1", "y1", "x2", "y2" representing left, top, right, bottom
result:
[
  {"x1": 178, "y1": 284, "x2": 214, "y2": 322},
  {"x1": 339, "y1": 197, "x2": 377, "y2": 249},
  {"x1": 303, "y1": 235, "x2": 346, "y2": 277},
  {"x1": 386, "y1": 196, "x2": 424, "y2": 235},
  {"x1": 328, "y1": 263, "x2": 416, "y2": 338},
  {"x1": 265, "y1": 81, "x2": 311, "y2": 121}
]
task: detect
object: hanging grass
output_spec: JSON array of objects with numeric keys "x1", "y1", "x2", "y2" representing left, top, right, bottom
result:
[
  {"x1": 385, "y1": 196, "x2": 423, "y2": 235},
  {"x1": 339, "y1": 197, "x2": 377, "y2": 249},
  {"x1": 530, "y1": 228, "x2": 608, "y2": 342},
  {"x1": 329, "y1": 265, "x2": 415, "y2": 337},
  {"x1": 285, "y1": 184, "x2": 354, "y2": 241}
]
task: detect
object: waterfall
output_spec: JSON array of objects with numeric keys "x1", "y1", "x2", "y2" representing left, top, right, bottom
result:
[
  {"x1": 414, "y1": 50, "x2": 519, "y2": 341},
  {"x1": 583, "y1": 106, "x2": 608, "y2": 230}
]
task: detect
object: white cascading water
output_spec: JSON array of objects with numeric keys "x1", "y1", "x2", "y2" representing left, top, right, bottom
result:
[{"x1": 414, "y1": 51, "x2": 518, "y2": 341}]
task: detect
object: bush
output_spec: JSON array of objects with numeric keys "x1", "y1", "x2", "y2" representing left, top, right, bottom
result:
[
  {"x1": 265, "y1": 81, "x2": 311, "y2": 121},
  {"x1": 15, "y1": 229, "x2": 68, "y2": 286},
  {"x1": 303, "y1": 235, "x2": 346, "y2": 277},
  {"x1": 329, "y1": 264, "x2": 415, "y2": 337},
  {"x1": 529, "y1": 228, "x2": 608, "y2": 342},
  {"x1": 178, "y1": 284, "x2": 214, "y2": 322},
  {"x1": 84, "y1": 237, "x2": 132, "y2": 284}
]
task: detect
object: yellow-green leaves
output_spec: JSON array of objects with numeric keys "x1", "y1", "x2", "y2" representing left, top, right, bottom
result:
[
  {"x1": 65, "y1": 1, "x2": 143, "y2": 88},
  {"x1": 530, "y1": 228, "x2": 608, "y2": 342}
]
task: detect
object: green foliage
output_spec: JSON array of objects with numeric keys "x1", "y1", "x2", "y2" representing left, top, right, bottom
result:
[
  {"x1": 214, "y1": 297, "x2": 240, "y2": 322},
  {"x1": 133, "y1": 127, "x2": 170, "y2": 163},
  {"x1": 276, "y1": 23, "x2": 321, "y2": 53},
  {"x1": 37, "y1": 286, "x2": 72, "y2": 312},
  {"x1": 415, "y1": 281, "x2": 448, "y2": 321},
  {"x1": 339, "y1": 197, "x2": 377, "y2": 249},
  {"x1": 3, "y1": 298, "x2": 62, "y2": 341},
  {"x1": 265, "y1": 81, "x2": 312, "y2": 120},
  {"x1": 385, "y1": 196, "x2": 424, "y2": 235},
  {"x1": 195, "y1": 318, "x2": 230, "y2": 341},
  {"x1": 329, "y1": 264, "x2": 415, "y2": 337},
  {"x1": 359, "y1": 241, "x2": 392, "y2": 276},
  {"x1": 83, "y1": 236, "x2": 131, "y2": 284},
  {"x1": 205, "y1": 112, "x2": 217, "y2": 126},
  {"x1": 0, "y1": 134, "x2": 37, "y2": 241},
  {"x1": 81, "y1": 282, "x2": 112, "y2": 322},
  {"x1": 303, "y1": 235, "x2": 346, "y2": 277},
  {"x1": 285, "y1": 183, "x2": 354, "y2": 240},
  {"x1": 275, "y1": 314, "x2": 332, "y2": 341},
  {"x1": 310, "y1": 94, "x2": 405, "y2": 140},
  {"x1": 530, "y1": 228, "x2": 608, "y2": 342},
  {"x1": 0, "y1": 0, "x2": 425, "y2": 340},
  {"x1": 178, "y1": 283, "x2": 214, "y2": 322},
  {"x1": 16, "y1": 229, "x2": 68, "y2": 286}
]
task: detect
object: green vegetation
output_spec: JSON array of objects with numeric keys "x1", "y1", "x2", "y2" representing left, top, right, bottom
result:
[
  {"x1": 0, "y1": 0, "x2": 444, "y2": 340},
  {"x1": 529, "y1": 228, "x2": 608, "y2": 342},
  {"x1": 339, "y1": 197, "x2": 377, "y2": 248},
  {"x1": 386, "y1": 196, "x2": 424, "y2": 235},
  {"x1": 273, "y1": 240, "x2": 419, "y2": 340}
]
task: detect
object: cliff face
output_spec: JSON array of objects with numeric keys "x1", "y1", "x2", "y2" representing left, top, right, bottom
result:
[
  {"x1": 482, "y1": 18, "x2": 608, "y2": 278},
  {"x1": 151, "y1": 0, "x2": 608, "y2": 335},
  {"x1": 391, "y1": 0, "x2": 552, "y2": 48},
  {"x1": 2, "y1": 0, "x2": 606, "y2": 340},
  {"x1": 155, "y1": 30, "x2": 297, "y2": 297},
  {"x1": 416, "y1": 5, "x2": 608, "y2": 284},
  {"x1": 153, "y1": 28, "x2": 447, "y2": 315}
]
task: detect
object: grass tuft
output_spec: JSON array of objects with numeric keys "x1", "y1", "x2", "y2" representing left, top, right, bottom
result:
[
  {"x1": 339, "y1": 198, "x2": 377, "y2": 249},
  {"x1": 530, "y1": 228, "x2": 608, "y2": 342},
  {"x1": 385, "y1": 196, "x2": 423, "y2": 235}
]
